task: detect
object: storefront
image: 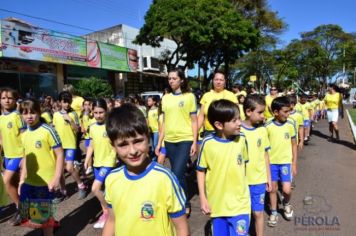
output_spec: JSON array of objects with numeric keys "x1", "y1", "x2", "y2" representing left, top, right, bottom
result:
[{"x1": 0, "y1": 18, "x2": 138, "y2": 97}]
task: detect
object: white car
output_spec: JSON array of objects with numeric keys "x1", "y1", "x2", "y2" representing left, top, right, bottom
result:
[{"x1": 140, "y1": 91, "x2": 163, "y2": 102}]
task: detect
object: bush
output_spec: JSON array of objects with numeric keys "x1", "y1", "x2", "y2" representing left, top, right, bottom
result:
[{"x1": 74, "y1": 77, "x2": 113, "y2": 99}]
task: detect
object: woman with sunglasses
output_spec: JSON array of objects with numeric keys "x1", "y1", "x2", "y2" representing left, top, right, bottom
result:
[{"x1": 264, "y1": 86, "x2": 279, "y2": 120}]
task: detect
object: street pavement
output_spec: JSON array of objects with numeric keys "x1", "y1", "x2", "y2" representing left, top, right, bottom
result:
[{"x1": 1, "y1": 112, "x2": 355, "y2": 236}]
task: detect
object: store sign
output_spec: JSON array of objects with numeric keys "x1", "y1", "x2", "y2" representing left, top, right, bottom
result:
[
  {"x1": 0, "y1": 20, "x2": 137, "y2": 72},
  {"x1": 0, "y1": 20, "x2": 87, "y2": 66}
]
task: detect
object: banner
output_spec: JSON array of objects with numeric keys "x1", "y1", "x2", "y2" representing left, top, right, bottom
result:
[
  {"x1": 0, "y1": 20, "x2": 138, "y2": 72},
  {"x1": 1, "y1": 20, "x2": 87, "y2": 66}
]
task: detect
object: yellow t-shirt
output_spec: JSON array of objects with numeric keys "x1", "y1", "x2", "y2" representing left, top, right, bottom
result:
[
  {"x1": 82, "y1": 113, "x2": 95, "y2": 139},
  {"x1": 104, "y1": 162, "x2": 186, "y2": 236},
  {"x1": 241, "y1": 125, "x2": 270, "y2": 185},
  {"x1": 21, "y1": 123, "x2": 61, "y2": 186},
  {"x1": 0, "y1": 110, "x2": 25, "y2": 158},
  {"x1": 238, "y1": 104, "x2": 246, "y2": 121},
  {"x1": 89, "y1": 123, "x2": 116, "y2": 167},
  {"x1": 196, "y1": 134, "x2": 250, "y2": 217},
  {"x1": 162, "y1": 92, "x2": 197, "y2": 142},
  {"x1": 319, "y1": 100, "x2": 326, "y2": 110},
  {"x1": 200, "y1": 90, "x2": 237, "y2": 131},
  {"x1": 264, "y1": 95, "x2": 276, "y2": 119},
  {"x1": 41, "y1": 112, "x2": 52, "y2": 125},
  {"x1": 71, "y1": 96, "x2": 84, "y2": 118},
  {"x1": 52, "y1": 111, "x2": 79, "y2": 149},
  {"x1": 148, "y1": 107, "x2": 159, "y2": 133},
  {"x1": 265, "y1": 120, "x2": 296, "y2": 164},
  {"x1": 324, "y1": 92, "x2": 342, "y2": 110},
  {"x1": 297, "y1": 102, "x2": 312, "y2": 121},
  {"x1": 289, "y1": 111, "x2": 304, "y2": 143}
]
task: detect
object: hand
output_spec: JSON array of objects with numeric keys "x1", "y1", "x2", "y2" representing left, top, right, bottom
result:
[
  {"x1": 266, "y1": 179, "x2": 272, "y2": 192},
  {"x1": 155, "y1": 144, "x2": 161, "y2": 157},
  {"x1": 84, "y1": 158, "x2": 91, "y2": 170},
  {"x1": 190, "y1": 142, "x2": 197, "y2": 156},
  {"x1": 298, "y1": 142, "x2": 304, "y2": 150},
  {"x1": 200, "y1": 198, "x2": 211, "y2": 215},
  {"x1": 48, "y1": 178, "x2": 59, "y2": 192},
  {"x1": 292, "y1": 165, "x2": 297, "y2": 177}
]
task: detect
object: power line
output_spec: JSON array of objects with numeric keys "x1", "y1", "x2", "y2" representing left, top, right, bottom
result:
[{"x1": 0, "y1": 8, "x2": 97, "y2": 32}]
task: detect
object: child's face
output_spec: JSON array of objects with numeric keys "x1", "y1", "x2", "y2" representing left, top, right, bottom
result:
[
  {"x1": 246, "y1": 104, "x2": 265, "y2": 124},
  {"x1": 93, "y1": 106, "x2": 106, "y2": 123},
  {"x1": 221, "y1": 113, "x2": 242, "y2": 137},
  {"x1": 300, "y1": 97, "x2": 307, "y2": 104},
  {"x1": 147, "y1": 98, "x2": 154, "y2": 107},
  {"x1": 22, "y1": 110, "x2": 40, "y2": 127},
  {"x1": 114, "y1": 99, "x2": 122, "y2": 108},
  {"x1": 112, "y1": 133, "x2": 150, "y2": 169},
  {"x1": 60, "y1": 100, "x2": 71, "y2": 111},
  {"x1": 1, "y1": 91, "x2": 16, "y2": 111},
  {"x1": 83, "y1": 101, "x2": 91, "y2": 111},
  {"x1": 168, "y1": 72, "x2": 182, "y2": 91},
  {"x1": 274, "y1": 106, "x2": 290, "y2": 122}
]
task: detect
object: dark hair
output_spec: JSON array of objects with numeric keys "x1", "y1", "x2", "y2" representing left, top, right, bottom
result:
[
  {"x1": 147, "y1": 95, "x2": 159, "y2": 104},
  {"x1": 0, "y1": 87, "x2": 19, "y2": 100},
  {"x1": 20, "y1": 98, "x2": 41, "y2": 115},
  {"x1": 92, "y1": 98, "x2": 108, "y2": 111},
  {"x1": 58, "y1": 91, "x2": 72, "y2": 103},
  {"x1": 271, "y1": 96, "x2": 290, "y2": 112},
  {"x1": 207, "y1": 99, "x2": 239, "y2": 130},
  {"x1": 167, "y1": 68, "x2": 190, "y2": 93},
  {"x1": 237, "y1": 94, "x2": 245, "y2": 103},
  {"x1": 328, "y1": 83, "x2": 340, "y2": 92},
  {"x1": 288, "y1": 95, "x2": 297, "y2": 105},
  {"x1": 106, "y1": 103, "x2": 149, "y2": 142},
  {"x1": 243, "y1": 94, "x2": 266, "y2": 114}
]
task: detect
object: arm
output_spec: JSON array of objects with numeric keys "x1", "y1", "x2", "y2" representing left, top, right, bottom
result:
[
  {"x1": 197, "y1": 104, "x2": 205, "y2": 131},
  {"x1": 102, "y1": 208, "x2": 115, "y2": 236},
  {"x1": 18, "y1": 156, "x2": 27, "y2": 195},
  {"x1": 171, "y1": 215, "x2": 190, "y2": 236},
  {"x1": 291, "y1": 139, "x2": 298, "y2": 177},
  {"x1": 48, "y1": 147, "x2": 64, "y2": 192},
  {"x1": 155, "y1": 116, "x2": 165, "y2": 157},
  {"x1": 264, "y1": 151, "x2": 272, "y2": 192},
  {"x1": 196, "y1": 170, "x2": 210, "y2": 215},
  {"x1": 84, "y1": 142, "x2": 94, "y2": 170},
  {"x1": 339, "y1": 93, "x2": 344, "y2": 118},
  {"x1": 190, "y1": 114, "x2": 198, "y2": 156},
  {"x1": 63, "y1": 113, "x2": 79, "y2": 133},
  {"x1": 298, "y1": 126, "x2": 304, "y2": 150}
]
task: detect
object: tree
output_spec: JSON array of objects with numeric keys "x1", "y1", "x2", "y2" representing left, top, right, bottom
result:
[
  {"x1": 74, "y1": 77, "x2": 113, "y2": 98},
  {"x1": 134, "y1": 0, "x2": 258, "y2": 89}
]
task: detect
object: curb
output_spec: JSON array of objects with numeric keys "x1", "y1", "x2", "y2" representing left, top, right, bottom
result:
[{"x1": 346, "y1": 109, "x2": 356, "y2": 145}]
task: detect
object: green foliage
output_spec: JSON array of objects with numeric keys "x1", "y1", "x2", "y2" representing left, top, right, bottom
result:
[{"x1": 74, "y1": 77, "x2": 113, "y2": 99}]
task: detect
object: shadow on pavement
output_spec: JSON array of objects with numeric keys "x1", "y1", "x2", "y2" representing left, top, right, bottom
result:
[{"x1": 312, "y1": 130, "x2": 356, "y2": 150}]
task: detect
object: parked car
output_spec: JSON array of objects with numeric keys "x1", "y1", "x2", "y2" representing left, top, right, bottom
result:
[{"x1": 140, "y1": 91, "x2": 163, "y2": 102}]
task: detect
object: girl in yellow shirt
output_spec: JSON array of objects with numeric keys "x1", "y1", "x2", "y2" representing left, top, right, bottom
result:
[{"x1": 324, "y1": 84, "x2": 343, "y2": 141}]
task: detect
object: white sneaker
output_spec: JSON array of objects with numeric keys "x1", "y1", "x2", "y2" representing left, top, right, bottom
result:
[
  {"x1": 85, "y1": 166, "x2": 93, "y2": 175},
  {"x1": 268, "y1": 214, "x2": 278, "y2": 227},
  {"x1": 93, "y1": 212, "x2": 108, "y2": 229},
  {"x1": 284, "y1": 204, "x2": 294, "y2": 220}
]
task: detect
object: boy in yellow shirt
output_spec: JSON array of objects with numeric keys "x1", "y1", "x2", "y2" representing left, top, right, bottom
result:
[
  {"x1": 265, "y1": 96, "x2": 297, "y2": 227},
  {"x1": 197, "y1": 99, "x2": 250, "y2": 236},
  {"x1": 103, "y1": 104, "x2": 189, "y2": 236}
]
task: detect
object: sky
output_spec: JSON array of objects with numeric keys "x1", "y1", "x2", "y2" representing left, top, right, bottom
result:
[{"x1": 1, "y1": 0, "x2": 354, "y2": 45}]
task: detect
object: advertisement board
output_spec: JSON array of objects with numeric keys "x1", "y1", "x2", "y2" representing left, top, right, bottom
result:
[{"x1": 0, "y1": 20, "x2": 138, "y2": 72}]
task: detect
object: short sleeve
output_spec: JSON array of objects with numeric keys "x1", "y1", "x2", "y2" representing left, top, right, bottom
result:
[
  {"x1": 289, "y1": 122, "x2": 296, "y2": 139},
  {"x1": 47, "y1": 126, "x2": 62, "y2": 148},
  {"x1": 242, "y1": 136, "x2": 249, "y2": 162},
  {"x1": 166, "y1": 174, "x2": 186, "y2": 218},
  {"x1": 262, "y1": 128, "x2": 271, "y2": 152},
  {"x1": 52, "y1": 113, "x2": 58, "y2": 127},
  {"x1": 104, "y1": 177, "x2": 113, "y2": 208},
  {"x1": 15, "y1": 113, "x2": 26, "y2": 130},
  {"x1": 188, "y1": 93, "x2": 197, "y2": 114},
  {"x1": 196, "y1": 141, "x2": 208, "y2": 170}
]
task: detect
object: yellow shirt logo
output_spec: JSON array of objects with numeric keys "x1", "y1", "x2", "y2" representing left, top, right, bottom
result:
[
  {"x1": 178, "y1": 101, "x2": 184, "y2": 107},
  {"x1": 237, "y1": 154, "x2": 243, "y2": 165},
  {"x1": 141, "y1": 202, "x2": 154, "y2": 220},
  {"x1": 35, "y1": 141, "x2": 42, "y2": 149},
  {"x1": 7, "y1": 121, "x2": 13, "y2": 129}
]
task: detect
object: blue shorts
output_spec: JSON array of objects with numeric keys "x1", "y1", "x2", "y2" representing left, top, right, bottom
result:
[
  {"x1": 212, "y1": 214, "x2": 250, "y2": 236},
  {"x1": 94, "y1": 167, "x2": 113, "y2": 183},
  {"x1": 84, "y1": 139, "x2": 91, "y2": 148},
  {"x1": 304, "y1": 120, "x2": 311, "y2": 127},
  {"x1": 64, "y1": 149, "x2": 76, "y2": 162},
  {"x1": 3, "y1": 157, "x2": 22, "y2": 172},
  {"x1": 160, "y1": 147, "x2": 166, "y2": 155},
  {"x1": 270, "y1": 164, "x2": 292, "y2": 182},
  {"x1": 249, "y1": 184, "x2": 266, "y2": 212},
  {"x1": 19, "y1": 183, "x2": 55, "y2": 223}
]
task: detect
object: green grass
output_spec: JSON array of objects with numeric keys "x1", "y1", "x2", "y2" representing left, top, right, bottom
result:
[{"x1": 349, "y1": 109, "x2": 356, "y2": 125}]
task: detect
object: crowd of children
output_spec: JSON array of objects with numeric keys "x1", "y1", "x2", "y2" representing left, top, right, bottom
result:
[{"x1": 0, "y1": 69, "x2": 345, "y2": 235}]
